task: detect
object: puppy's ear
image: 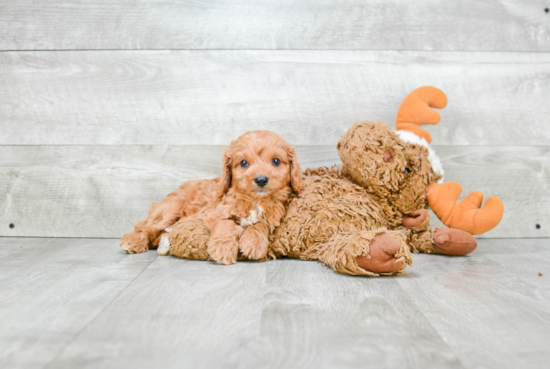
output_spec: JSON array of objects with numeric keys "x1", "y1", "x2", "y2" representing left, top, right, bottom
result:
[
  {"x1": 286, "y1": 144, "x2": 303, "y2": 193},
  {"x1": 217, "y1": 148, "x2": 232, "y2": 197}
]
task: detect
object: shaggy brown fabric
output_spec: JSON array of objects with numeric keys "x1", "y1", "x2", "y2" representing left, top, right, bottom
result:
[
  {"x1": 407, "y1": 228, "x2": 438, "y2": 254},
  {"x1": 338, "y1": 121, "x2": 408, "y2": 194},
  {"x1": 269, "y1": 168, "x2": 399, "y2": 259},
  {"x1": 169, "y1": 217, "x2": 211, "y2": 260}
]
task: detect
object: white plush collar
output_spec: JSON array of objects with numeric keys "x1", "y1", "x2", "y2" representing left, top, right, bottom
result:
[{"x1": 396, "y1": 130, "x2": 444, "y2": 183}]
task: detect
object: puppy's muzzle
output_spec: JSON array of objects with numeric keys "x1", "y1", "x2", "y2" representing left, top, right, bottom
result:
[{"x1": 254, "y1": 176, "x2": 268, "y2": 187}]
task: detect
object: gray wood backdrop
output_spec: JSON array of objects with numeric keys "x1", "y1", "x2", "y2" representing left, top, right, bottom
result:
[{"x1": 1, "y1": 0, "x2": 549, "y2": 239}]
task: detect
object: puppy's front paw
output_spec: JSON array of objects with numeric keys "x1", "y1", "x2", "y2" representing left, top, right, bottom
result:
[
  {"x1": 208, "y1": 238, "x2": 239, "y2": 265},
  {"x1": 120, "y1": 232, "x2": 149, "y2": 254},
  {"x1": 239, "y1": 229, "x2": 268, "y2": 260}
]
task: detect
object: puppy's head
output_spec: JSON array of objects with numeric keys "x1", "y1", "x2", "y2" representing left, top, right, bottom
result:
[{"x1": 217, "y1": 130, "x2": 302, "y2": 200}]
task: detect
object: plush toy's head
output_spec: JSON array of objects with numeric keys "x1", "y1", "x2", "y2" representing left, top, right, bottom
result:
[
  {"x1": 338, "y1": 120, "x2": 442, "y2": 214},
  {"x1": 337, "y1": 121, "x2": 406, "y2": 193},
  {"x1": 338, "y1": 86, "x2": 504, "y2": 235}
]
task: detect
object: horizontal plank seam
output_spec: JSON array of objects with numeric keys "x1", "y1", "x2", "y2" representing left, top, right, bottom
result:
[
  {"x1": 2, "y1": 49, "x2": 550, "y2": 54},
  {"x1": 0, "y1": 144, "x2": 549, "y2": 148},
  {"x1": 43, "y1": 253, "x2": 158, "y2": 369},
  {"x1": 1, "y1": 236, "x2": 549, "y2": 241},
  {"x1": 0, "y1": 236, "x2": 125, "y2": 240}
]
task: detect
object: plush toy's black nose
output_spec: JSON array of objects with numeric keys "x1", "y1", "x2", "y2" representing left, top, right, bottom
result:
[{"x1": 254, "y1": 176, "x2": 268, "y2": 187}]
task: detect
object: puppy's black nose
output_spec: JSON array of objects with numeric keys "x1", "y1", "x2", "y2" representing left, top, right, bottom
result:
[{"x1": 254, "y1": 176, "x2": 268, "y2": 187}]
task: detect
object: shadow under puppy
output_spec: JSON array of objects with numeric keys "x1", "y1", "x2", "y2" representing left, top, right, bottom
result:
[{"x1": 120, "y1": 130, "x2": 302, "y2": 264}]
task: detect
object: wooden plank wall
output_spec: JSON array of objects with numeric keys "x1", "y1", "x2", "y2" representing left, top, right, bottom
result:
[
  {"x1": 1, "y1": 1, "x2": 549, "y2": 51},
  {"x1": 0, "y1": 0, "x2": 549, "y2": 239}
]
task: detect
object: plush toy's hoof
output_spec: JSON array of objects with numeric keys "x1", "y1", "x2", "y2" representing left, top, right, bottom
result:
[
  {"x1": 402, "y1": 209, "x2": 429, "y2": 228},
  {"x1": 120, "y1": 232, "x2": 149, "y2": 254},
  {"x1": 433, "y1": 228, "x2": 477, "y2": 256},
  {"x1": 356, "y1": 233, "x2": 404, "y2": 274}
]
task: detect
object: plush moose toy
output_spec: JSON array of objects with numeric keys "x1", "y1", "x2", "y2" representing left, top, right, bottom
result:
[{"x1": 166, "y1": 86, "x2": 504, "y2": 276}]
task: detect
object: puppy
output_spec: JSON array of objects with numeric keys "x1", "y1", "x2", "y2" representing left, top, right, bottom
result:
[{"x1": 120, "y1": 130, "x2": 302, "y2": 264}]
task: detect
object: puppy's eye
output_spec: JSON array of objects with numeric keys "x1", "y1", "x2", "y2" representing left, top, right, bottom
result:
[
  {"x1": 240, "y1": 160, "x2": 249, "y2": 168},
  {"x1": 403, "y1": 168, "x2": 411, "y2": 174},
  {"x1": 272, "y1": 158, "x2": 281, "y2": 166}
]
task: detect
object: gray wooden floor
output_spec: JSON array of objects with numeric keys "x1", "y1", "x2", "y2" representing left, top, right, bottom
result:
[{"x1": 1, "y1": 237, "x2": 549, "y2": 369}]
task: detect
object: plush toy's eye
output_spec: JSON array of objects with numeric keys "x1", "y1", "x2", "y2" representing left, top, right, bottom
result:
[
  {"x1": 403, "y1": 168, "x2": 411, "y2": 174},
  {"x1": 272, "y1": 158, "x2": 281, "y2": 166},
  {"x1": 240, "y1": 160, "x2": 249, "y2": 168}
]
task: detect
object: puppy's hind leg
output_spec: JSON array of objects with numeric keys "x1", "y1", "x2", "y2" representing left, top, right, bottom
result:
[
  {"x1": 120, "y1": 225, "x2": 150, "y2": 254},
  {"x1": 120, "y1": 197, "x2": 185, "y2": 254},
  {"x1": 121, "y1": 201, "x2": 161, "y2": 254}
]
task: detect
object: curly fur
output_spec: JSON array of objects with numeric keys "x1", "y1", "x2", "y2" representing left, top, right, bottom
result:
[
  {"x1": 269, "y1": 166, "x2": 401, "y2": 259},
  {"x1": 120, "y1": 130, "x2": 302, "y2": 265}
]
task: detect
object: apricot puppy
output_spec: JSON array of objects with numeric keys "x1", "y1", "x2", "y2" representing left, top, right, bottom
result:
[{"x1": 120, "y1": 130, "x2": 302, "y2": 264}]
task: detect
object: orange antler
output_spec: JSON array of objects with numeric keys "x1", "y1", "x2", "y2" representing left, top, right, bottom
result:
[
  {"x1": 395, "y1": 86, "x2": 447, "y2": 143},
  {"x1": 427, "y1": 182, "x2": 504, "y2": 235}
]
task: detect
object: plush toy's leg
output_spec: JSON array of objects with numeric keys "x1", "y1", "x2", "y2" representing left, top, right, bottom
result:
[
  {"x1": 167, "y1": 217, "x2": 212, "y2": 260},
  {"x1": 407, "y1": 227, "x2": 437, "y2": 254},
  {"x1": 433, "y1": 228, "x2": 477, "y2": 255},
  {"x1": 409, "y1": 227, "x2": 477, "y2": 256},
  {"x1": 399, "y1": 209, "x2": 477, "y2": 256},
  {"x1": 301, "y1": 228, "x2": 413, "y2": 276}
]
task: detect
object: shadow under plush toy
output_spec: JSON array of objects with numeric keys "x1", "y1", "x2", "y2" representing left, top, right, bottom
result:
[{"x1": 166, "y1": 86, "x2": 504, "y2": 276}]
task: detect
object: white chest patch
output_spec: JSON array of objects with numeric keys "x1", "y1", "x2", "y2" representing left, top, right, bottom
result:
[{"x1": 240, "y1": 206, "x2": 264, "y2": 228}]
